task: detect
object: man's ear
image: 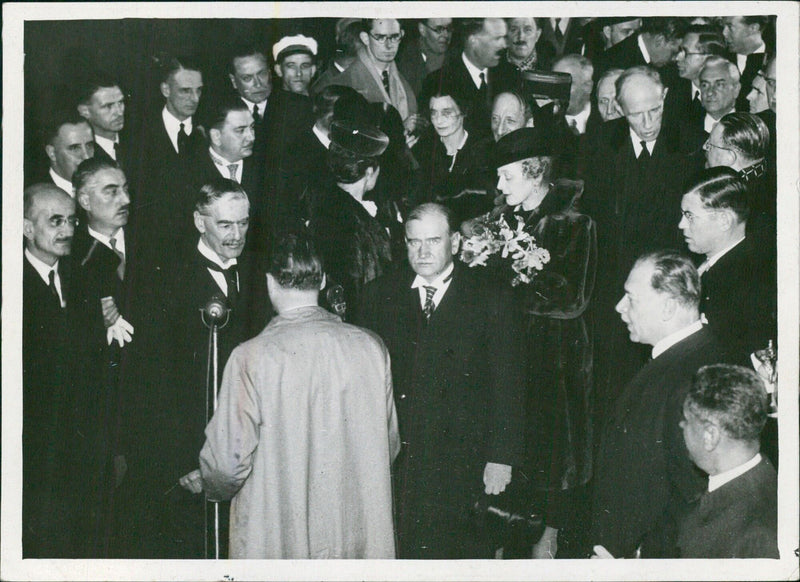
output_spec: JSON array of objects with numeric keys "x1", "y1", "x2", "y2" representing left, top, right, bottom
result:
[
  {"x1": 78, "y1": 192, "x2": 91, "y2": 212},
  {"x1": 716, "y1": 209, "x2": 736, "y2": 232},
  {"x1": 77, "y1": 103, "x2": 90, "y2": 120},
  {"x1": 23, "y1": 218, "x2": 35, "y2": 241},
  {"x1": 450, "y1": 231, "x2": 461, "y2": 255},
  {"x1": 602, "y1": 26, "x2": 612, "y2": 42},
  {"x1": 160, "y1": 81, "x2": 170, "y2": 100},
  {"x1": 209, "y1": 127, "x2": 221, "y2": 148},
  {"x1": 661, "y1": 296, "x2": 678, "y2": 321},
  {"x1": 359, "y1": 31, "x2": 370, "y2": 47},
  {"x1": 703, "y1": 421, "x2": 721, "y2": 451},
  {"x1": 45, "y1": 144, "x2": 57, "y2": 164},
  {"x1": 273, "y1": 64, "x2": 283, "y2": 79},
  {"x1": 193, "y1": 210, "x2": 206, "y2": 234},
  {"x1": 228, "y1": 73, "x2": 237, "y2": 91},
  {"x1": 320, "y1": 273, "x2": 327, "y2": 290}
]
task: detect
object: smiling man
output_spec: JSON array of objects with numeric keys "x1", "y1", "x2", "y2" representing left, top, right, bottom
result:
[{"x1": 591, "y1": 250, "x2": 729, "y2": 559}]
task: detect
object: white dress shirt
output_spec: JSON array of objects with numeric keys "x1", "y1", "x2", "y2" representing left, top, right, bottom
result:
[
  {"x1": 461, "y1": 52, "x2": 488, "y2": 89},
  {"x1": 704, "y1": 108, "x2": 735, "y2": 134},
  {"x1": 652, "y1": 319, "x2": 704, "y2": 359},
  {"x1": 88, "y1": 226, "x2": 126, "y2": 257},
  {"x1": 411, "y1": 262, "x2": 455, "y2": 311},
  {"x1": 49, "y1": 168, "x2": 74, "y2": 197},
  {"x1": 25, "y1": 249, "x2": 64, "y2": 307},
  {"x1": 240, "y1": 96, "x2": 266, "y2": 120},
  {"x1": 209, "y1": 147, "x2": 244, "y2": 182},
  {"x1": 312, "y1": 124, "x2": 331, "y2": 149},
  {"x1": 736, "y1": 41, "x2": 765, "y2": 74},
  {"x1": 162, "y1": 107, "x2": 193, "y2": 154},
  {"x1": 565, "y1": 102, "x2": 592, "y2": 135},
  {"x1": 708, "y1": 453, "x2": 761, "y2": 492},
  {"x1": 630, "y1": 129, "x2": 655, "y2": 156},
  {"x1": 638, "y1": 34, "x2": 651, "y2": 64},
  {"x1": 698, "y1": 236, "x2": 745, "y2": 275},
  {"x1": 94, "y1": 134, "x2": 119, "y2": 160},
  {"x1": 198, "y1": 238, "x2": 238, "y2": 296}
]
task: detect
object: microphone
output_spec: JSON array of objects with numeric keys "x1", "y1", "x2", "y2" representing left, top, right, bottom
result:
[{"x1": 201, "y1": 295, "x2": 231, "y2": 328}]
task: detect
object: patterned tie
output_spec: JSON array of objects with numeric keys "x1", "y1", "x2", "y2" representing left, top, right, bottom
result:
[
  {"x1": 381, "y1": 70, "x2": 391, "y2": 98},
  {"x1": 48, "y1": 269, "x2": 62, "y2": 308},
  {"x1": 109, "y1": 236, "x2": 125, "y2": 281},
  {"x1": 422, "y1": 285, "x2": 437, "y2": 321},
  {"x1": 178, "y1": 122, "x2": 189, "y2": 155},
  {"x1": 227, "y1": 163, "x2": 239, "y2": 183},
  {"x1": 638, "y1": 140, "x2": 650, "y2": 161}
]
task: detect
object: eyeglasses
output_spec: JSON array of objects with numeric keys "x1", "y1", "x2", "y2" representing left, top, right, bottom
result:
[
  {"x1": 368, "y1": 30, "x2": 405, "y2": 45},
  {"x1": 677, "y1": 48, "x2": 708, "y2": 57},
  {"x1": 680, "y1": 208, "x2": 719, "y2": 223},
  {"x1": 49, "y1": 216, "x2": 79, "y2": 228},
  {"x1": 422, "y1": 22, "x2": 453, "y2": 35},
  {"x1": 702, "y1": 139, "x2": 737, "y2": 154}
]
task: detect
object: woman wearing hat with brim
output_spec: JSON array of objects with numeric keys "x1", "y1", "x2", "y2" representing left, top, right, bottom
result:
[{"x1": 462, "y1": 127, "x2": 597, "y2": 559}]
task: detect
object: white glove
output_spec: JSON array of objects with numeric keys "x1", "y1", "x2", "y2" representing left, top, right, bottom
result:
[
  {"x1": 106, "y1": 315, "x2": 134, "y2": 347},
  {"x1": 591, "y1": 544, "x2": 616, "y2": 559},
  {"x1": 483, "y1": 462, "x2": 512, "y2": 494}
]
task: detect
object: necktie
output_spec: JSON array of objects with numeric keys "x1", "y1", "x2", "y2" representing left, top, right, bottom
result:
[
  {"x1": 109, "y1": 237, "x2": 126, "y2": 280},
  {"x1": 178, "y1": 122, "x2": 189, "y2": 155},
  {"x1": 554, "y1": 18, "x2": 564, "y2": 45},
  {"x1": 48, "y1": 269, "x2": 62, "y2": 308},
  {"x1": 227, "y1": 163, "x2": 239, "y2": 183},
  {"x1": 381, "y1": 70, "x2": 391, "y2": 98},
  {"x1": 113, "y1": 141, "x2": 120, "y2": 162},
  {"x1": 252, "y1": 104, "x2": 260, "y2": 124},
  {"x1": 568, "y1": 118, "x2": 580, "y2": 136},
  {"x1": 638, "y1": 140, "x2": 650, "y2": 161},
  {"x1": 422, "y1": 285, "x2": 436, "y2": 321},
  {"x1": 479, "y1": 72, "x2": 491, "y2": 108},
  {"x1": 204, "y1": 259, "x2": 239, "y2": 307}
]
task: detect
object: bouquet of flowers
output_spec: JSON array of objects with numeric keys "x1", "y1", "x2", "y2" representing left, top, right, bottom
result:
[{"x1": 459, "y1": 213, "x2": 550, "y2": 286}]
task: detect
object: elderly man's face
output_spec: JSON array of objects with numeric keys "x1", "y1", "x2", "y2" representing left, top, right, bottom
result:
[
  {"x1": 419, "y1": 18, "x2": 452, "y2": 55},
  {"x1": 162, "y1": 68, "x2": 203, "y2": 121},
  {"x1": 700, "y1": 63, "x2": 740, "y2": 118},
  {"x1": 679, "y1": 190, "x2": 726, "y2": 256},
  {"x1": 506, "y1": 18, "x2": 540, "y2": 61},
  {"x1": 553, "y1": 60, "x2": 593, "y2": 116},
  {"x1": 277, "y1": 53, "x2": 316, "y2": 95},
  {"x1": 361, "y1": 19, "x2": 402, "y2": 64},
  {"x1": 78, "y1": 86, "x2": 125, "y2": 139},
  {"x1": 194, "y1": 194, "x2": 250, "y2": 262},
  {"x1": 618, "y1": 76, "x2": 666, "y2": 142},
  {"x1": 702, "y1": 122, "x2": 737, "y2": 170},
  {"x1": 46, "y1": 121, "x2": 95, "y2": 181},
  {"x1": 212, "y1": 109, "x2": 256, "y2": 163},
  {"x1": 405, "y1": 212, "x2": 459, "y2": 284},
  {"x1": 469, "y1": 18, "x2": 508, "y2": 69},
  {"x1": 648, "y1": 34, "x2": 682, "y2": 67},
  {"x1": 615, "y1": 259, "x2": 665, "y2": 346},
  {"x1": 491, "y1": 93, "x2": 529, "y2": 141},
  {"x1": 230, "y1": 53, "x2": 271, "y2": 104},
  {"x1": 746, "y1": 73, "x2": 769, "y2": 114},
  {"x1": 23, "y1": 190, "x2": 76, "y2": 265},
  {"x1": 78, "y1": 167, "x2": 130, "y2": 235},
  {"x1": 676, "y1": 33, "x2": 708, "y2": 81},
  {"x1": 596, "y1": 76, "x2": 622, "y2": 122}
]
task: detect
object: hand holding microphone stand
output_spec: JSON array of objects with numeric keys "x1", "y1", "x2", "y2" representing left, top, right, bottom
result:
[{"x1": 201, "y1": 296, "x2": 230, "y2": 559}]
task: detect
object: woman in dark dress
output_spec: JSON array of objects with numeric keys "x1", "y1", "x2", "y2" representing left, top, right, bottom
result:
[{"x1": 462, "y1": 128, "x2": 597, "y2": 558}]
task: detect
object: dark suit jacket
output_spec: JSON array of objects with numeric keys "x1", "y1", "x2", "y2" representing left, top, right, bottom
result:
[
  {"x1": 539, "y1": 17, "x2": 587, "y2": 58},
  {"x1": 595, "y1": 33, "x2": 680, "y2": 90},
  {"x1": 737, "y1": 52, "x2": 769, "y2": 112},
  {"x1": 700, "y1": 237, "x2": 776, "y2": 365},
  {"x1": 91, "y1": 132, "x2": 132, "y2": 172},
  {"x1": 591, "y1": 326, "x2": 729, "y2": 558},
  {"x1": 358, "y1": 263, "x2": 527, "y2": 557},
  {"x1": 677, "y1": 457, "x2": 778, "y2": 558}
]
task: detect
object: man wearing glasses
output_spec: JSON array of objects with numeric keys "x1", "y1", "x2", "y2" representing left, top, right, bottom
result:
[
  {"x1": 317, "y1": 18, "x2": 419, "y2": 142},
  {"x1": 397, "y1": 18, "x2": 453, "y2": 96}
]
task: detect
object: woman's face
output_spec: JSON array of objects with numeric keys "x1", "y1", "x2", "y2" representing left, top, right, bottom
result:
[
  {"x1": 496, "y1": 159, "x2": 536, "y2": 207},
  {"x1": 429, "y1": 95, "x2": 464, "y2": 139}
]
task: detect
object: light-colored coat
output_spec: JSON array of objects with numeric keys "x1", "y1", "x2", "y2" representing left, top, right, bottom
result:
[{"x1": 200, "y1": 306, "x2": 400, "y2": 558}]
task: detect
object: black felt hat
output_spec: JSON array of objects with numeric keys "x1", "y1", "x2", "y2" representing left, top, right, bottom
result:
[
  {"x1": 520, "y1": 70, "x2": 572, "y2": 103},
  {"x1": 329, "y1": 120, "x2": 389, "y2": 158},
  {"x1": 493, "y1": 127, "x2": 553, "y2": 168}
]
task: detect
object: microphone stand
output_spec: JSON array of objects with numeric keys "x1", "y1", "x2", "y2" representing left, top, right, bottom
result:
[{"x1": 201, "y1": 297, "x2": 230, "y2": 560}]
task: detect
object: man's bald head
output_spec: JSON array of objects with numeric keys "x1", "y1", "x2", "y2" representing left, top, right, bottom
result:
[
  {"x1": 616, "y1": 67, "x2": 667, "y2": 142},
  {"x1": 23, "y1": 184, "x2": 77, "y2": 265}
]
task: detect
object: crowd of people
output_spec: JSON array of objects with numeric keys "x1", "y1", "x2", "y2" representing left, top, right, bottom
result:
[{"x1": 22, "y1": 14, "x2": 781, "y2": 561}]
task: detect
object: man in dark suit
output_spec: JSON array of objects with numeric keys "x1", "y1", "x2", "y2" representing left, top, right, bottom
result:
[
  {"x1": 396, "y1": 18, "x2": 453, "y2": 96},
  {"x1": 76, "y1": 74, "x2": 129, "y2": 169},
  {"x1": 539, "y1": 17, "x2": 588, "y2": 59},
  {"x1": 22, "y1": 184, "x2": 79, "y2": 557},
  {"x1": 227, "y1": 44, "x2": 271, "y2": 166},
  {"x1": 420, "y1": 18, "x2": 515, "y2": 137},
  {"x1": 591, "y1": 251, "x2": 729, "y2": 559},
  {"x1": 676, "y1": 364, "x2": 778, "y2": 558},
  {"x1": 758, "y1": 55, "x2": 777, "y2": 165},
  {"x1": 39, "y1": 111, "x2": 95, "y2": 194},
  {"x1": 584, "y1": 66, "x2": 698, "y2": 419},
  {"x1": 721, "y1": 16, "x2": 771, "y2": 112},
  {"x1": 678, "y1": 167, "x2": 775, "y2": 365},
  {"x1": 358, "y1": 202, "x2": 527, "y2": 559}
]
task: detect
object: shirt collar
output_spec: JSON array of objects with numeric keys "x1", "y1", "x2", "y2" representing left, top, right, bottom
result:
[
  {"x1": 652, "y1": 319, "x2": 703, "y2": 359},
  {"x1": 162, "y1": 106, "x2": 192, "y2": 135},
  {"x1": 25, "y1": 248, "x2": 59, "y2": 281},
  {"x1": 565, "y1": 103, "x2": 592, "y2": 134},
  {"x1": 708, "y1": 453, "x2": 761, "y2": 492},
  {"x1": 704, "y1": 108, "x2": 735, "y2": 133},
  {"x1": 411, "y1": 261, "x2": 454, "y2": 290},
  {"x1": 209, "y1": 146, "x2": 242, "y2": 168},
  {"x1": 198, "y1": 237, "x2": 237, "y2": 269},
  {"x1": 94, "y1": 134, "x2": 119, "y2": 160},
  {"x1": 240, "y1": 96, "x2": 267, "y2": 116},
  {"x1": 88, "y1": 226, "x2": 125, "y2": 254},
  {"x1": 462, "y1": 52, "x2": 487, "y2": 89},
  {"x1": 312, "y1": 124, "x2": 331, "y2": 149},
  {"x1": 630, "y1": 128, "x2": 655, "y2": 155},
  {"x1": 699, "y1": 236, "x2": 745, "y2": 275},
  {"x1": 49, "y1": 168, "x2": 74, "y2": 197},
  {"x1": 637, "y1": 34, "x2": 651, "y2": 64}
]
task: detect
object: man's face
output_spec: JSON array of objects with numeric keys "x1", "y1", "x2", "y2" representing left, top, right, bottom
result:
[
  {"x1": 680, "y1": 404, "x2": 709, "y2": 470},
  {"x1": 491, "y1": 93, "x2": 529, "y2": 141},
  {"x1": 722, "y1": 16, "x2": 758, "y2": 54},
  {"x1": 23, "y1": 191, "x2": 76, "y2": 265},
  {"x1": 429, "y1": 95, "x2": 464, "y2": 139},
  {"x1": 506, "y1": 18, "x2": 540, "y2": 61},
  {"x1": 606, "y1": 19, "x2": 641, "y2": 47},
  {"x1": 703, "y1": 123, "x2": 736, "y2": 169},
  {"x1": 161, "y1": 68, "x2": 203, "y2": 120},
  {"x1": 764, "y1": 59, "x2": 776, "y2": 112},
  {"x1": 229, "y1": 54, "x2": 271, "y2": 104},
  {"x1": 746, "y1": 73, "x2": 769, "y2": 114},
  {"x1": 46, "y1": 121, "x2": 95, "y2": 180},
  {"x1": 648, "y1": 34, "x2": 681, "y2": 67},
  {"x1": 699, "y1": 63, "x2": 740, "y2": 118},
  {"x1": 615, "y1": 259, "x2": 665, "y2": 346},
  {"x1": 553, "y1": 61, "x2": 593, "y2": 116},
  {"x1": 618, "y1": 77, "x2": 666, "y2": 142},
  {"x1": 678, "y1": 191, "x2": 726, "y2": 256},
  {"x1": 418, "y1": 18, "x2": 452, "y2": 56},
  {"x1": 596, "y1": 76, "x2": 622, "y2": 122},
  {"x1": 496, "y1": 160, "x2": 535, "y2": 207},
  {"x1": 676, "y1": 33, "x2": 708, "y2": 81},
  {"x1": 405, "y1": 212, "x2": 459, "y2": 283},
  {"x1": 194, "y1": 194, "x2": 250, "y2": 261},
  {"x1": 78, "y1": 86, "x2": 125, "y2": 139},
  {"x1": 361, "y1": 19, "x2": 402, "y2": 64},
  {"x1": 78, "y1": 167, "x2": 130, "y2": 234},
  {"x1": 276, "y1": 53, "x2": 316, "y2": 95},
  {"x1": 469, "y1": 18, "x2": 508, "y2": 69},
  {"x1": 211, "y1": 109, "x2": 255, "y2": 162}
]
